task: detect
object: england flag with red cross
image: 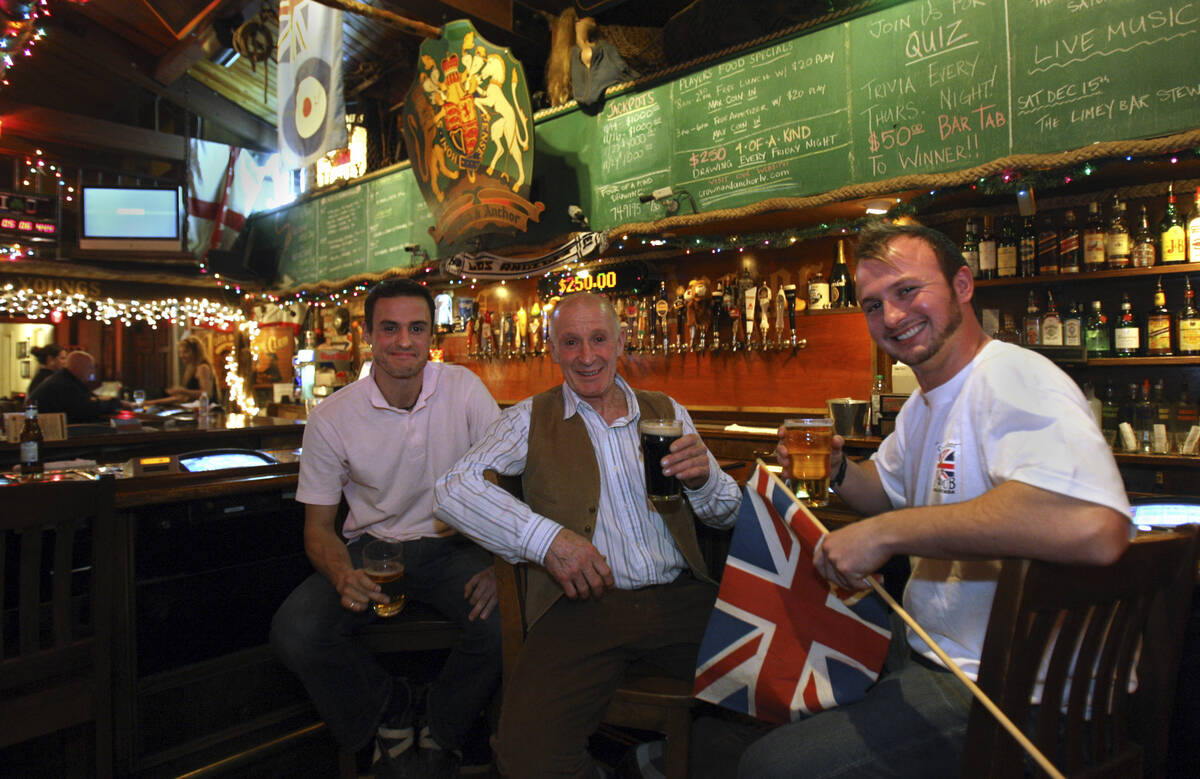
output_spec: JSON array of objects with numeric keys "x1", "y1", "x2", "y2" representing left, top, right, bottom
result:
[{"x1": 693, "y1": 463, "x2": 892, "y2": 724}]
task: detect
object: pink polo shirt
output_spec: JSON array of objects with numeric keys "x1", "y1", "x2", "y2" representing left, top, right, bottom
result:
[{"x1": 296, "y1": 362, "x2": 499, "y2": 541}]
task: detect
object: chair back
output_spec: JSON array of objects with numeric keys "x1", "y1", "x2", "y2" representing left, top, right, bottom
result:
[
  {"x1": 0, "y1": 476, "x2": 116, "y2": 777},
  {"x1": 963, "y1": 525, "x2": 1200, "y2": 779}
]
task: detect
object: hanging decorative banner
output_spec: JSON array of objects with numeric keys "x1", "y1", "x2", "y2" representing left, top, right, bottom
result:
[
  {"x1": 442, "y1": 231, "x2": 607, "y2": 279},
  {"x1": 277, "y1": 0, "x2": 347, "y2": 170},
  {"x1": 402, "y1": 20, "x2": 544, "y2": 249}
]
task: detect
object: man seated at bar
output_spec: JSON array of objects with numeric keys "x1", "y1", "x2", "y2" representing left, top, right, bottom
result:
[
  {"x1": 728, "y1": 221, "x2": 1132, "y2": 777},
  {"x1": 435, "y1": 292, "x2": 742, "y2": 777},
  {"x1": 28, "y1": 350, "x2": 132, "y2": 422},
  {"x1": 270, "y1": 279, "x2": 502, "y2": 778}
]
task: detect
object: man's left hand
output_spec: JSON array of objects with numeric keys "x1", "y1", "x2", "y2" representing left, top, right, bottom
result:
[
  {"x1": 464, "y1": 566, "x2": 498, "y2": 621},
  {"x1": 661, "y1": 433, "x2": 711, "y2": 490}
]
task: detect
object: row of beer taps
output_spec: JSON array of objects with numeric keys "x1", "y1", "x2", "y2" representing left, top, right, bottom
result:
[{"x1": 463, "y1": 271, "x2": 810, "y2": 360}]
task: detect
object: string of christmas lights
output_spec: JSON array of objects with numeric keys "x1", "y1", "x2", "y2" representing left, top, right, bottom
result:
[
  {"x1": 0, "y1": 1, "x2": 49, "y2": 88},
  {"x1": 0, "y1": 283, "x2": 246, "y2": 329},
  {"x1": 224, "y1": 320, "x2": 261, "y2": 416}
]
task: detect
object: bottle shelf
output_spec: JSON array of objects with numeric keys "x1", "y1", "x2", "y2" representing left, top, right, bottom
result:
[
  {"x1": 1086, "y1": 356, "x2": 1200, "y2": 366},
  {"x1": 976, "y1": 263, "x2": 1200, "y2": 288}
]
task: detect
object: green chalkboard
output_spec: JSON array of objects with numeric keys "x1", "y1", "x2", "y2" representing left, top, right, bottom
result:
[
  {"x1": 318, "y1": 183, "x2": 368, "y2": 282},
  {"x1": 274, "y1": 199, "x2": 317, "y2": 288},
  {"x1": 367, "y1": 174, "x2": 415, "y2": 273}
]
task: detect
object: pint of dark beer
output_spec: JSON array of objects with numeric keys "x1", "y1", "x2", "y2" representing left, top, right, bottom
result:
[{"x1": 640, "y1": 418, "x2": 683, "y2": 502}]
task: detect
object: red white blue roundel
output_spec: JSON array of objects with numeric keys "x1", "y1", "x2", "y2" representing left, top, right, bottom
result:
[{"x1": 282, "y1": 57, "x2": 334, "y2": 159}]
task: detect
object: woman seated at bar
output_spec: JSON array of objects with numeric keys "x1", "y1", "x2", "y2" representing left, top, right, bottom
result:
[
  {"x1": 147, "y1": 335, "x2": 219, "y2": 405},
  {"x1": 26, "y1": 343, "x2": 66, "y2": 396}
]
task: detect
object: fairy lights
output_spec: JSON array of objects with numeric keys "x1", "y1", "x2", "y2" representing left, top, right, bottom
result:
[
  {"x1": 0, "y1": 283, "x2": 246, "y2": 329},
  {"x1": 224, "y1": 319, "x2": 261, "y2": 416}
]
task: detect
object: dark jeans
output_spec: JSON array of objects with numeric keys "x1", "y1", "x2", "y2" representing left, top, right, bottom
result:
[
  {"x1": 496, "y1": 573, "x2": 717, "y2": 779},
  {"x1": 270, "y1": 534, "x2": 502, "y2": 752}
]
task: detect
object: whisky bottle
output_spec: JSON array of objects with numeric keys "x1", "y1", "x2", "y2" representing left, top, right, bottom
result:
[
  {"x1": 1041, "y1": 290, "x2": 1063, "y2": 345},
  {"x1": 1037, "y1": 213, "x2": 1059, "y2": 275},
  {"x1": 1106, "y1": 197, "x2": 1131, "y2": 269},
  {"x1": 996, "y1": 312, "x2": 1022, "y2": 344},
  {"x1": 1017, "y1": 217, "x2": 1036, "y2": 278},
  {"x1": 1081, "y1": 201, "x2": 1105, "y2": 271},
  {"x1": 979, "y1": 215, "x2": 997, "y2": 279},
  {"x1": 1174, "y1": 382, "x2": 1199, "y2": 445},
  {"x1": 1023, "y1": 290, "x2": 1042, "y2": 345},
  {"x1": 1063, "y1": 300, "x2": 1082, "y2": 347},
  {"x1": 1177, "y1": 275, "x2": 1200, "y2": 355},
  {"x1": 961, "y1": 218, "x2": 980, "y2": 279},
  {"x1": 1000, "y1": 216, "x2": 1021, "y2": 278},
  {"x1": 1188, "y1": 186, "x2": 1200, "y2": 263},
  {"x1": 1161, "y1": 184, "x2": 1187, "y2": 264},
  {"x1": 19, "y1": 402, "x2": 43, "y2": 476},
  {"x1": 1113, "y1": 293, "x2": 1140, "y2": 357},
  {"x1": 1131, "y1": 204, "x2": 1157, "y2": 267},
  {"x1": 1145, "y1": 277, "x2": 1172, "y2": 356},
  {"x1": 1059, "y1": 209, "x2": 1082, "y2": 274},
  {"x1": 1085, "y1": 300, "x2": 1112, "y2": 358}
]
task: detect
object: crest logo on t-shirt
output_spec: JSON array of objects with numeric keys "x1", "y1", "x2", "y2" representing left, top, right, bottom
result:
[{"x1": 933, "y1": 443, "x2": 957, "y2": 494}]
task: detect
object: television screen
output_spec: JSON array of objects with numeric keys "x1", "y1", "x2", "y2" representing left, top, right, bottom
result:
[{"x1": 79, "y1": 186, "x2": 181, "y2": 251}]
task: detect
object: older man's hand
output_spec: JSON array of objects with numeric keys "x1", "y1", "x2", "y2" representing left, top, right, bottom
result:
[
  {"x1": 661, "y1": 433, "x2": 713, "y2": 490},
  {"x1": 544, "y1": 528, "x2": 614, "y2": 599}
]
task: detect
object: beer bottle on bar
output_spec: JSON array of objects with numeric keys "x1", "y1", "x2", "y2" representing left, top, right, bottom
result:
[
  {"x1": 1160, "y1": 184, "x2": 1187, "y2": 264},
  {"x1": 20, "y1": 401, "x2": 43, "y2": 476},
  {"x1": 1016, "y1": 216, "x2": 1036, "y2": 277},
  {"x1": 1023, "y1": 290, "x2": 1041, "y2": 345},
  {"x1": 1188, "y1": 186, "x2": 1200, "y2": 263},
  {"x1": 1132, "y1": 204, "x2": 1157, "y2": 267},
  {"x1": 960, "y1": 218, "x2": 980, "y2": 279},
  {"x1": 1106, "y1": 197, "x2": 1131, "y2": 269},
  {"x1": 1177, "y1": 276, "x2": 1199, "y2": 356},
  {"x1": 1146, "y1": 278, "x2": 1172, "y2": 356},
  {"x1": 1059, "y1": 209, "x2": 1082, "y2": 274},
  {"x1": 829, "y1": 239, "x2": 855, "y2": 308},
  {"x1": 1037, "y1": 213, "x2": 1059, "y2": 275},
  {"x1": 1085, "y1": 300, "x2": 1112, "y2": 358},
  {"x1": 1113, "y1": 293, "x2": 1141, "y2": 357},
  {"x1": 978, "y1": 215, "x2": 998, "y2": 280},
  {"x1": 1041, "y1": 290, "x2": 1063, "y2": 345},
  {"x1": 1081, "y1": 201, "x2": 1105, "y2": 271},
  {"x1": 1000, "y1": 216, "x2": 1021, "y2": 278}
]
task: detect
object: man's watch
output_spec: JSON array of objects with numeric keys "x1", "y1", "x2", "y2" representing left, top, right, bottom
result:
[{"x1": 830, "y1": 454, "x2": 849, "y2": 488}]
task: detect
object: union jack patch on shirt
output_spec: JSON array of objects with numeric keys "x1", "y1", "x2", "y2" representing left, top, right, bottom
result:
[{"x1": 933, "y1": 443, "x2": 957, "y2": 495}]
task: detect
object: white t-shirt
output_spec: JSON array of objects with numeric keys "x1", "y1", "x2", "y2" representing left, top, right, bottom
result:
[
  {"x1": 297, "y1": 362, "x2": 500, "y2": 541},
  {"x1": 872, "y1": 340, "x2": 1131, "y2": 678}
]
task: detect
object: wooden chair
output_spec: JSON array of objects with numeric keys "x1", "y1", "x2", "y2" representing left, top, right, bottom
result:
[
  {"x1": 962, "y1": 525, "x2": 1200, "y2": 779},
  {"x1": 0, "y1": 476, "x2": 116, "y2": 778}
]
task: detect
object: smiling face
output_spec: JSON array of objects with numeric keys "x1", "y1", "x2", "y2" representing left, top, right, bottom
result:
[
  {"x1": 856, "y1": 234, "x2": 973, "y2": 388},
  {"x1": 365, "y1": 295, "x2": 432, "y2": 383},
  {"x1": 548, "y1": 294, "x2": 625, "y2": 408}
]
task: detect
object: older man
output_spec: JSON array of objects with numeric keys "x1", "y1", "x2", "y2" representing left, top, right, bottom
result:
[
  {"x1": 730, "y1": 222, "x2": 1132, "y2": 778},
  {"x1": 436, "y1": 292, "x2": 741, "y2": 778},
  {"x1": 29, "y1": 350, "x2": 130, "y2": 423}
]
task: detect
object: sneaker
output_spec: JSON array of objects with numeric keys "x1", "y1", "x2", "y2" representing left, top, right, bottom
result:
[
  {"x1": 615, "y1": 740, "x2": 666, "y2": 779},
  {"x1": 372, "y1": 681, "x2": 417, "y2": 779},
  {"x1": 418, "y1": 725, "x2": 462, "y2": 779}
]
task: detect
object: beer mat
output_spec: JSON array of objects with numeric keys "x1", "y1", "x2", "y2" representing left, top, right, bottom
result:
[{"x1": 723, "y1": 424, "x2": 778, "y2": 435}]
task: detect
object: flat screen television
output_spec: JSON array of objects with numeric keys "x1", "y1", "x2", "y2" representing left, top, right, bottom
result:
[{"x1": 79, "y1": 185, "x2": 182, "y2": 252}]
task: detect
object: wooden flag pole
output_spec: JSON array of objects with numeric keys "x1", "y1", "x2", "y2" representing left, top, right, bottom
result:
[
  {"x1": 309, "y1": 0, "x2": 442, "y2": 40},
  {"x1": 760, "y1": 462, "x2": 1066, "y2": 779}
]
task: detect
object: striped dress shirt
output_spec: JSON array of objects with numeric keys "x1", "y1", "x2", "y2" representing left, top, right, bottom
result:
[{"x1": 435, "y1": 376, "x2": 741, "y2": 589}]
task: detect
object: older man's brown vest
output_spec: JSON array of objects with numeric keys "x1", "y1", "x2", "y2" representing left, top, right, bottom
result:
[{"x1": 518, "y1": 385, "x2": 711, "y2": 629}]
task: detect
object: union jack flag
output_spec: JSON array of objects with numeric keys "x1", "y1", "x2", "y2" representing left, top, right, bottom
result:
[{"x1": 694, "y1": 463, "x2": 892, "y2": 724}]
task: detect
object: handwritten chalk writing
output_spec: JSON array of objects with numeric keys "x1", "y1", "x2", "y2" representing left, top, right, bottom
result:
[
  {"x1": 940, "y1": 65, "x2": 1000, "y2": 110},
  {"x1": 868, "y1": 15, "x2": 912, "y2": 38},
  {"x1": 1033, "y1": 30, "x2": 1098, "y2": 66},
  {"x1": 1157, "y1": 81, "x2": 1200, "y2": 102},
  {"x1": 1016, "y1": 75, "x2": 1109, "y2": 114},
  {"x1": 1068, "y1": 0, "x2": 1109, "y2": 11},
  {"x1": 676, "y1": 71, "x2": 712, "y2": 93},
  {"x1": 868, "y1": 123, "x2": 926, "y2": 152},
  {"x1": 927, "y1": 52, "x2": 981, "y2": 86},
  {"x1": 906, "y1": 20, "x2": 974, "y2": 63},
  {"x1": 1108, "y1": 4, "x2": 1198, "y2": 41},
  {"x1": 860, "y1": 76, "x2": 917, "y2": 100},
  {"x1": 897, "y1": 133, "x2": 980, "y2": 169},
  {"x1": 790, "y1": 51, "x2": 837, "y2": 71},
  {"x1": 952, "y1": 0, "x2": 987, "y2": 12},
  {"x1": 604, "y1": 92, "x2": 658, "y2": 120}
]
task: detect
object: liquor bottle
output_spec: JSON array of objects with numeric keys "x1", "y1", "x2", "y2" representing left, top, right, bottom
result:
[
  {"x1": 19, "y1": 402, "x2": 43, "y2": 476},
  {"x1": 1113, "y1": 292, "x2": 1140, "y2": 357},
  {"x1": 1085, "y1": 299, "x2": 1112, "y2": 358},
  {"x1": 1152, "y1": 379, "x2": 1172, "y2": 453},
  {"x1": 1174, "y1": 382, "x2": 1199, "y2": 446},
  {"x1": 869, "y1": 374, "x2": 886, "y2": 437},
  {"x1": 1131, "y1": 204, "x2": 1157, "y2": 267},
  {"x1": 978, "y1": 215, "x2": 998, "y2": 280},
  {"x1": 1041, "y1": 290, "x2": 1063, "y2": 345},
  {"x1": 1002, "y1": 216, "x2": 1023, "y2": 278},
  {"x1": 1106, "y1": 197, "x2": 1131, "y2": 269},
  {"x1": 996, "y1": 312, "x2": 1022, "y2": 344},
  {"x1": 829, "y1": 239, "x2": 855, "y2": 308},
  {"x1": 1059, "y1": 209, "x2": 1082, "y2": 274},
  {"x1": 1161, "y1": 183, "x2": 1187, "y2": 264},
  {"x1": 1136, "y1": 379, "x2": 1154, "y2": 452},
  {"x1": 960, "y1": 218, "x2": 980, "y2": 279},
  {"x1": 1189, "y1": 186, "x2": 1200, "y2": 263},
  {"x1": 1081, "y1": 201, "x2": 1105, "y2": 272},
  {"x1": 1036, "y1": 213, "x2": 1059, "y2": 275},
  {"x1": 1017, "y1": 217, "x2": 1036, "y2": 278},
  {"x1": 1101, "y1": 381, "x2": 1120, "y2": 447},
  {"x1": 993, "y1": 217, "x2": 1012, "y2": 280},
  {"x1": 1145, "y1": 277, "x2": 1173, "y2": 356},
  {"x1": 807, "y1": 270, "x2": 830, "y2": 311},
  {"x1": 1063, "y1": 300, "x2": 1082, "y2": 347},
  {"x1": 1177, "y1": 275, "x2": 1200, "y2": 355},
  {"x1": 1023, "y1": 290, "x2": 1041, "y2": 345}
]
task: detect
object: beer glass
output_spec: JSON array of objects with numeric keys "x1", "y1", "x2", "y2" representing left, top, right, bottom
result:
[
  {"x1": 133, "y1": 389, "x2": 146, "y2": 409},
  {"x1": 784, "y1": 417, "x2": 834, "y2": 507},
  {"x1": 640, "y1": 418, "x2": 683, "y2": 502},
  {"x1": 362, "y1": 540, "x2": 406, "y2": 617}
]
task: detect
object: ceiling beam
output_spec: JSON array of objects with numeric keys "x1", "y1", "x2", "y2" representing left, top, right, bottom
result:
[{"x1": 0, "y1": 104, "x2": 187, "y2": 160}]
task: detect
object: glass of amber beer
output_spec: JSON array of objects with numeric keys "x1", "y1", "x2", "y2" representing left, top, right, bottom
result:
[
  {"x1": 363, "y1": 540, "x2": 406, "y2": 617},
  {"x1": 784, "y1": 417, "x2": 834, "y2": 507},
  {"x1": 640, "y1": 418, "x2": 683, "y2": 502}
]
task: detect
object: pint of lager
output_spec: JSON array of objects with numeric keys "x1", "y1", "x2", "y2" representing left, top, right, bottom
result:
[
  {"x1": 640, "y1": 418, "x2": 683, "y2": 502},
  {"x1": 784, "y1": 417, "x2": 833, "y2": 507},
  {"x1": 363, "y1": 540, "x2": 406, "y2": 617}
]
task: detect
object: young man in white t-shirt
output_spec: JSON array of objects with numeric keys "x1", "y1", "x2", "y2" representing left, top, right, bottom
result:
[{"x1": 736, "y1": 222, "x2": 1131, "y2": 778}]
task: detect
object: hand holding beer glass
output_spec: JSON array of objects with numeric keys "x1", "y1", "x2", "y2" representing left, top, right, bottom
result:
[
  {"x1": 784, "y1": 417, "x2": 834, "y2": 507},
  {"x1": 640, "y1": 418, "x2": 683, "y2": 503},
  {"x1": 362, "y1": 540, "x2": 406, "y2": 617}
]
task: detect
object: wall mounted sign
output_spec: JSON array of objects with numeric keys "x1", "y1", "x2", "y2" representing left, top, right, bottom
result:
[
  {"x1": 401, "y1": 20, "x2": 545, "y2": 250},
  {"x1": 0, "y1": 191, "x2": 58, "y2": 244}
]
